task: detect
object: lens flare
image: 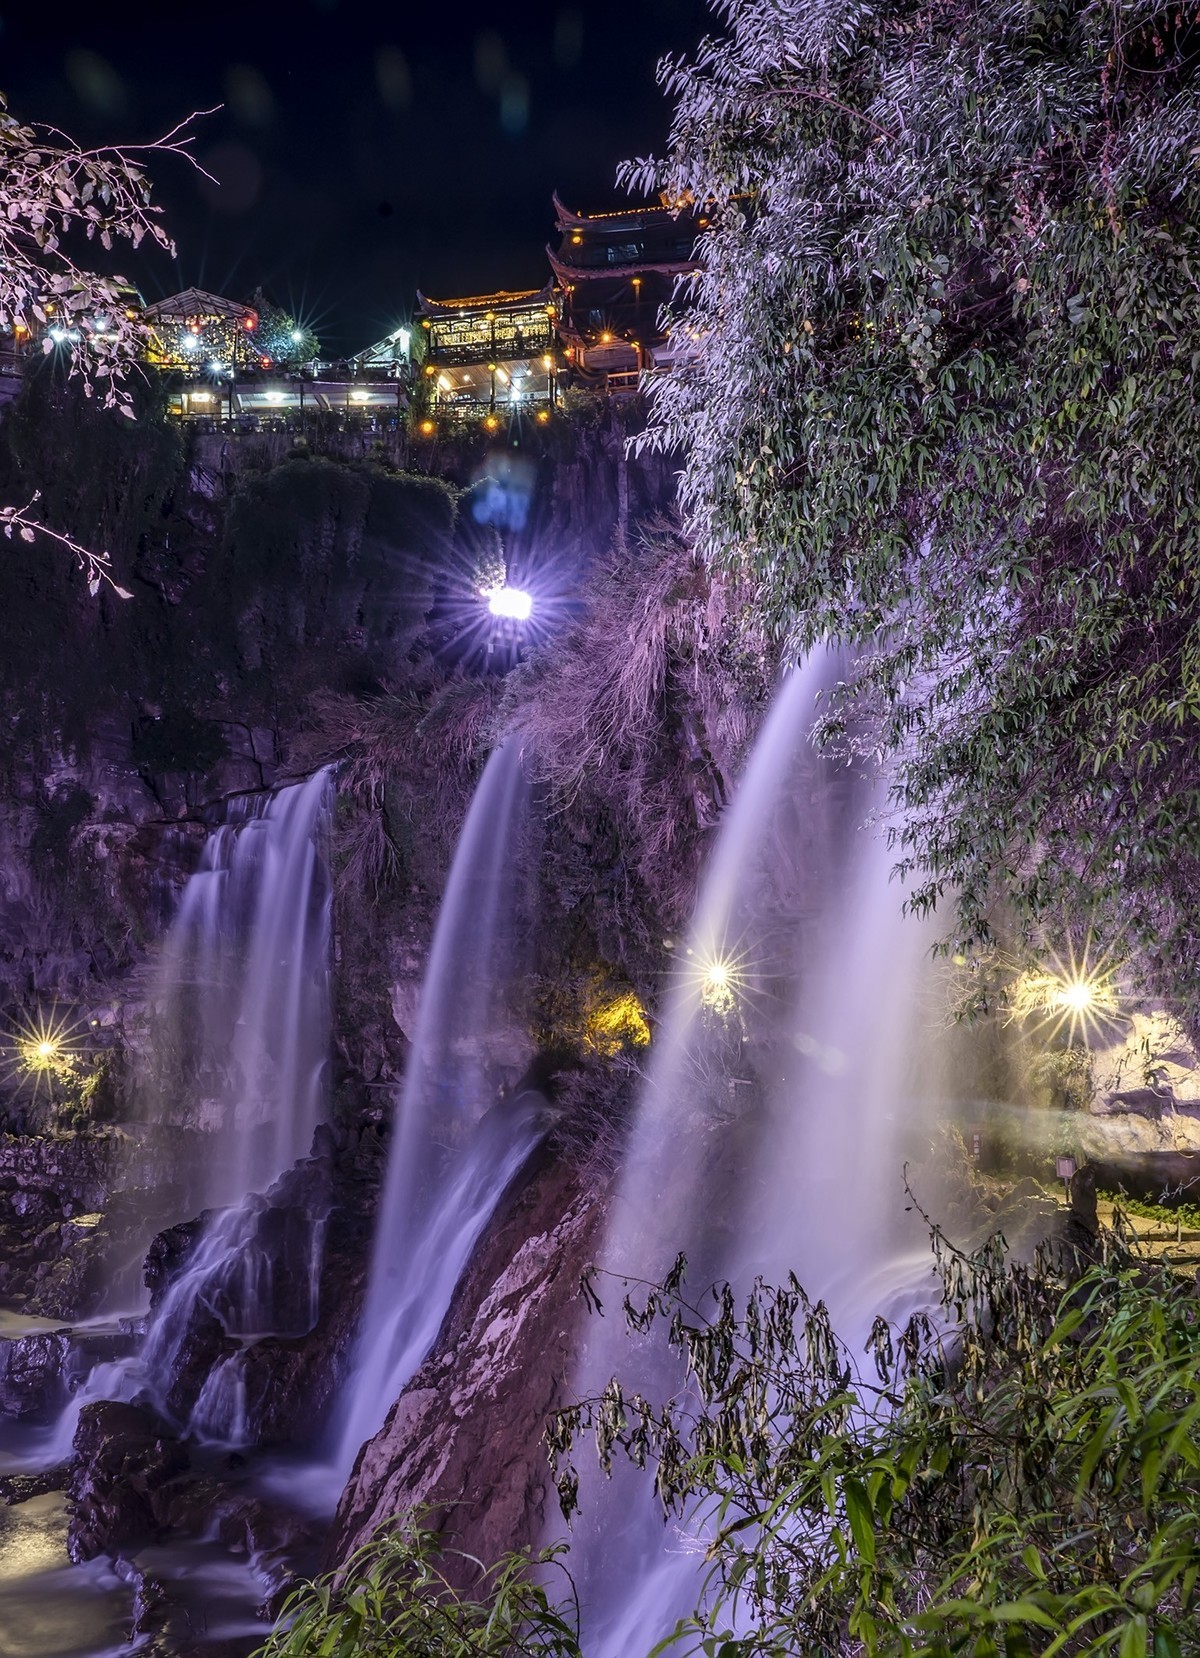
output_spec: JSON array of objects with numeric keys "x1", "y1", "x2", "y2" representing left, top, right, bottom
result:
[
  {"x1": 683, "y1": 939, "x2": 754, "y2": 1020},
  {"x1": 3, "y1": 1006, "x2": 87, "y2": 1097},
  {"x1": 1007, "y1": 939, "x2": 1122, "y2": 1046},
  {"x1": 485, "y1": 585, "x2": 533, "y2": 621}
]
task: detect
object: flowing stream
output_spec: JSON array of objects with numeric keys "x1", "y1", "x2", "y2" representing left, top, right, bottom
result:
[
  {"x1": 561, "y1": 657, "x2": 944, "y2": 1654},
  {"x1": 332, "y1": 741, "x2": 543, "y2": 1479}
]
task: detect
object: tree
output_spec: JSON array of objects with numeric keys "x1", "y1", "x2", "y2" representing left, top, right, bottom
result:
[
  {"x1": 0, "y1": 91, "x2": 207, "y2": 592},
  {"x1": 628, "y1": 0, "x2": 1200, "y2": 1022},
  {"x1": 551, "y1": 1226, "x2": 1200, "y2": 1656}
]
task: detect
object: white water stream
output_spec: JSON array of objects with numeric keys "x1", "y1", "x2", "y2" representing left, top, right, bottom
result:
[{"x1": 562, "y1": 658, "x2": 944, "y2": 1654}]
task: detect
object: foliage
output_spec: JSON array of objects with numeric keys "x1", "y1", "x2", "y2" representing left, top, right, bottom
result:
[
  {"x1": 506, "y1": 519, "x2": 762, "y2": 968},
  {"x1": 0, "y1": 90, "x2": 206, "y2": 590},
  {"x1": 1103, "y1": 1192, "x2": 1200, "y2": 1235},
  {"x1": 251, "y1": 289, "x2": 319, "y2": 367},
  {"x1": 630, "y1": 0, "x2": 1200, "y2": 1023},
  {"x1": 551, "y1": 1224, "x2": 1200, "y2": 1656},
  {"x1": 254, "y1": 1516, "x2": 581, "y2": 1658},
  {"x1": 215, "y1": 458, "x2": 453, "y2": 680}
]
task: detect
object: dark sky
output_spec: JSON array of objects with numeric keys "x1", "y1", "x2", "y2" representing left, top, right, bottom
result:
[{"x1": 1, "y1": 0, "x2": 717, "y2": 355}]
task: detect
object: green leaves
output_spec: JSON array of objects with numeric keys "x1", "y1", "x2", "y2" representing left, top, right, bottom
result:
[
  {"x1": 555, "y1": 1226, "x2": 1200, "y2": 1658},
  {"x1": 254, "y1": 1518, "x2": 581, "y2": 1658},
  {"x1": 635, "y1": 0, "x2": 1200, "y2": 1019}
]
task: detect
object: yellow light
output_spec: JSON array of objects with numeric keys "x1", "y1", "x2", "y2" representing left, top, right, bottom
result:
[
  {"x1": 5, "y1": 1007, "x2": 85, "y2": 1093},
  {"x1": 536, "y1": 409, "x2": 550, "y2": 424},
  {"x1": 541, "y1": 354, "x2": 552, "y2": 369},
  {"x1": 600, "y1": 331, "x2": 612, "y2": 343},
  {"x1": 424, "y1": 364, "x2": 436, "y2": 376},
  {"x1": 419, "y1": 419, "x2": 435, "y2": 435},
  {"x1": 1056, "y1": 980, "x2": 1096, "y2": 1013},
  {"x1": 484, "y1": 414, "x2": 499, "y2": 431},
  {"x1": 585, "y1": 991, "x2": 652, "y2": 1057},
  {"x1": 683, "y1": 940, "x2": 753, "y2": 1020},
  {"x1": 1007, "y1": 940, "x2": 1121, "y2": 1046}
]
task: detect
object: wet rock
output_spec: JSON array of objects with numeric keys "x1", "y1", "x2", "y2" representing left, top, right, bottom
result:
[
  {"x1": 67, "y1": 1400, "x2": 190, "y2": 1561},
  {"x1": 145, "y1": 1215, "x2": 207, "y2": 1311},
  {"x1": 329, "y1": 1147, "x2": 605, "y2": 1582},
  {"x1": 0, "y1": 1329, "x2": 71, "y2": 1417},
  {"x1": 0, "y1": 1466, "x2": 69, "y2": 1503}
]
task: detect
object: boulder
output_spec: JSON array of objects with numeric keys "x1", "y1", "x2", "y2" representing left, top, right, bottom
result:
[
  {"x1": 67, "y1": 1400, "x2": 190, "y2": 1561},
  {"x1": 328, "y1": 1147, "x2": 606, "y2": 1583}
]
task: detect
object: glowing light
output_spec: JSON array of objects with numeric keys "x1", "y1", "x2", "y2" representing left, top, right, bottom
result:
[
  {"x1": 208, "y1": 360, "x2": 226, "y2": 374},
  {"x1": 1007, "y1": 940, "x2": 1122, "y2": 1046},
  {"x1": 437, "y1": 374, "x2": 452, "y2": 391},
  {"x1": 683, "y1": 940, "x2": 753, "y2": 1019},
  {"x1": 264, "y1": 389, "x2": 286, "y2": 404},
  {"x1": 189, "y1": 391, "x2": 213, "y2": 404},
  {"x1": 4, "y1": 1007, "x2": 86, "y2": 1096},
  {"x1": 349, "y1": 388, "x2": 370, "y2": 403},
  {"x1": 1056, "y1": 980, "x2": 1097, "y2": 1013},
  {"x1": 290, "y1": 329, "x2": 304, "y2": 344},
  {"x1": 536, "y1": 409, "x2": 550, "y2": 424},
  {"x1": 419, "y1": 419, "x2": 435, "y2": 435},
  {"x1": 181, "y1": 334, "x2": 198, "y2": 350},
  {"x1": 485, "y1": 585, "x2": 533, "y2": 621},
  {"x1": 541, "y1": 354, "x2": 553, "y2": 369},
  {"x1": 600, "y1": 331, "x2": 612, "y2": 343},
  {"x1": 483, "y1": 414, "x2": 500, "y2": 431},
  {"x1": 585, "y1": 991, "x2": 651, "y2": 1056}
]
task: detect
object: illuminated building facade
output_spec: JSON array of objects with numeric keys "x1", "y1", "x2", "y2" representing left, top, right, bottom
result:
[
  {"x1": 548, "y1": 195, "x2": 700, "y2": 390},
  {"x1": 417, "y1": 285, "x2": 559, "y2": 414},
  {"x1": 143, "y1": 287, "x2": 261, "y2": 374}
]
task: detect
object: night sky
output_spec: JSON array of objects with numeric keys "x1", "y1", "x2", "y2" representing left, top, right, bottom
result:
[{"x1": 2, "y1": 0, "x2": 717, "y2": 356}]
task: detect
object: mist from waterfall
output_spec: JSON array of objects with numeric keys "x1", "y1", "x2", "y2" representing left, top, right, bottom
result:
[
  {"x1": 333, "y1": 740, "x2": 542, "y2": 1479},
  {"x1": 562, "y1": 656, "x2": 944, "y2": 1656}
]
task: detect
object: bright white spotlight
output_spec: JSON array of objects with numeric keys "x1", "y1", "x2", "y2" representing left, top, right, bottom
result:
[
  {"x1": 486, "y1": 585, "x2": 533, "y2": 621},
  {"x1": 181, "y1": 333, "x2": 199, "y2": 350},
  {"x1": 290, "y1": 329, "x2": 304, "y2": 343}
]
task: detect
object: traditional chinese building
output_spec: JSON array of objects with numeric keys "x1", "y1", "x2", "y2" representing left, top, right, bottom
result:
[
  {"x1": 547, "y1": 195, "x2": 700, "y2": 390},
  {"x1": 143, "y1": 287, "x2": 261, "y2": 374},
  {"x1": 417, "y1": 285, "x2": 558, "y2": 412}
]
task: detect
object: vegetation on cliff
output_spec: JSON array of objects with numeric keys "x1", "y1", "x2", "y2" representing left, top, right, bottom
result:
[{"x1": 632, "y1": 0, "x2": 1200, "y2": 1025}]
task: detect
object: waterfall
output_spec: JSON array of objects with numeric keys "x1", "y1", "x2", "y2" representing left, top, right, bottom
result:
[
  {"x1": 154, "y1": 766, "x2": 335, "y2": 1208},
  {"x1": 0, "y1": 770, "x2": 336, "y2": 1471},
  {"x1": 139, "y1": 766, "x2": 335, "y2": 1443},
  {"x1": 561, "y1": 659, "x2": 943, "y2": 1654},
  {"x1": 333, "y1": 741, "x2": 542, "y2": 1477}
]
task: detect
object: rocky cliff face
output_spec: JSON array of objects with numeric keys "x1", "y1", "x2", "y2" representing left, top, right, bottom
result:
[
  {"x1": 329, "y1": 1145, "x2": 606, "y2": 1579},
  {"x1": 0, "y1": 378, "x2": 737, "y2": 1629}
]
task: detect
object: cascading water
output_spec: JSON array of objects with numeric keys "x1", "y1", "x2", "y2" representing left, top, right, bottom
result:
[
  {"x1": 562, "y1": 658, "x2": 944, "y2": 1655},
  {"x1": 333, "y1": 741, "x2": 543, "y2": 1477},
  {"x1": 153, "y1": 766, "x2": 335, "y2": 1210},
  {"x1": 2, "y1": 769, "x2": 336, "y2": 1470},
  {"x1": 137, "y1": 766, "x2": 335, "y2": 1444}
]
